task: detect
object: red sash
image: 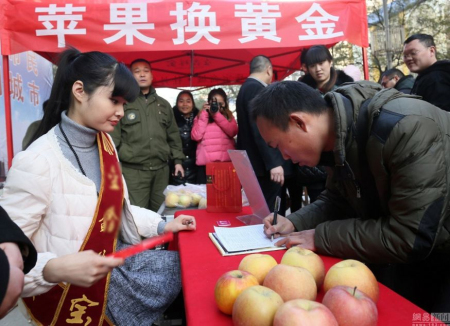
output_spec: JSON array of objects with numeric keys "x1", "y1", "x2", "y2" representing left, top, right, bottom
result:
[{"x1": 23, "y1": 132, "x2": 123, "y2": 326}]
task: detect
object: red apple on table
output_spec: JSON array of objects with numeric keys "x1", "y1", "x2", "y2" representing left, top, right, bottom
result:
[
  {"x1": 323, "y1": 259, "x2": 379, "y2": 303},
  {"x1": 238, "y1": 253, "x2": 278, "y2": 284},
  {"x1": 214, "y1": 270, "x2": 259, "y2": 315},
  {"x1": 322, "y1": 285, "x2": 378, "y2": 326},
  {"x1": 273, "y1": 299, "x2": 338, "y2": 326},
  {"x1": 232, "y1": 285, "x2": 284, "y2": 326},
  {"x1": 263, "y1": 264, "x2": 317, "y2": 301},
  {"x1": 281, "y1": 247, "x2": 325, "y2": 287}
]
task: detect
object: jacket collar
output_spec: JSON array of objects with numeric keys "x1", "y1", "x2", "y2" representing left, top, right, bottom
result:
[{"x1": 324, "y1": 81, "x2": 383, "y2": 166}]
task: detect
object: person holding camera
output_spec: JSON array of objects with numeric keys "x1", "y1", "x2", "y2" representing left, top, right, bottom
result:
[{"x1": 191, "y1": 88, "x2": 238, "y2": 184}]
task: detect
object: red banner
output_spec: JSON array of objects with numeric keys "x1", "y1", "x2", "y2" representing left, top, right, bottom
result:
[{"x1": 0, "y1": 0, "x2": 368, "y2": 87}]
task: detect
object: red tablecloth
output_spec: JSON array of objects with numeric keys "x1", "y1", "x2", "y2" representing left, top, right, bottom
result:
[{"x1": 175, "y1": 207, "x2": 436, "y2": 326}]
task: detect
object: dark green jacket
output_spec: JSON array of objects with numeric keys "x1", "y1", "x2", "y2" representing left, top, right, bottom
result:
[
  {"x1": 110, "y1": 88, "x2": 184, "y2": 170},
  {"x1": 288, "y1": 81, "x2": 450, "y2": 264}
]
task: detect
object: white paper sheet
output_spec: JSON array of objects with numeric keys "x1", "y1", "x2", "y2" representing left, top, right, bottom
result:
[{"x1": 214, "y1": 224, "x2": 284, "y2": 252}]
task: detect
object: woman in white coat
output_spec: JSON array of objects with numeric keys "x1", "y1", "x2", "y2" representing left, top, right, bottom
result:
[{"x1": 0, "y1": 48, "x2": 196, "y2": 325}]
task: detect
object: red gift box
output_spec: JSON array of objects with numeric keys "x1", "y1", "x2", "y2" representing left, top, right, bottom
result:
[{"x1": 206, "y1": 162, "x2": 242, "y2": 213}]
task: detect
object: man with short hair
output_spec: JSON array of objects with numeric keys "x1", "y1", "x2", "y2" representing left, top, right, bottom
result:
[
  {"x1": 110, "y1": 59, "x2": 185, "y2": 211},
  {"x1": 403, "y1": 33, "x2": 450, "y2": 111},
  {"x1": 254, "y1": 80, "x2": 450, "y2": 312},
  {"x1": 236, "y1": 55, "x2": 286, "y2": 211},
  {"x1": 380, "y1": 68, "x2": 414, "y2": 94}
]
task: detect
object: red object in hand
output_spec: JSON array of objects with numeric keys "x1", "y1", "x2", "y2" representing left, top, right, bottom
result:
[{"x1": 108, "y1": 232, "x2": 174, "y2": 259}]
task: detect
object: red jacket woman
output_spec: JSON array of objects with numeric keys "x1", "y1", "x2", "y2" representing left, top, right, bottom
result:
[{"x1": 191, "y1": 88, "x2": 238, "y2": 183}]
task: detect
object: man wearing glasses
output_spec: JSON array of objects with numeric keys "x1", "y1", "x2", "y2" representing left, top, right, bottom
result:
[
  {"x1": 403, "y1": 33, "x2": 450, "y2": 111},
  {"x1": 380, "y1": 68, "x2": 414, "y2": 94}
]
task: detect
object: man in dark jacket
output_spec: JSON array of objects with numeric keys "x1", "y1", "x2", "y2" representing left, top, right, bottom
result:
[
  {"x1": 380, "y1": 68, "x2": 414, "y2": 94},
  {"x1": 236, "y1": 55, "x2": 287, "y2": 211},
  {"x1": 0, "y1": 206, "x2": 37, "y2": 318},
  {"x1": 254, "y1": 80, "x2": 450, "y2": 312},
  {"x1": 403, "y1": 33, "x2": 450, "y2": 111}
]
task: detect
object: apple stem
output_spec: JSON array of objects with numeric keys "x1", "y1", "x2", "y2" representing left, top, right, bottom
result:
[{"x1": 353, "y1": 286, "x2": 357, "y2": 297}]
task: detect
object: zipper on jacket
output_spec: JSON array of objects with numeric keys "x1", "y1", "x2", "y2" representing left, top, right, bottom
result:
[{"x1": 344, "y1": 161, "x2": 361, "y2": 198}]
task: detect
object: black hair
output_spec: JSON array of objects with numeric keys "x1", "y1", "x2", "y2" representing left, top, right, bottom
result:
[
  {"x1": 303, "y1": 45, "x2": 337, "y2": 93},
  {"x1": 251, "y1": 81, "x2": 329, "y2": 131},
  {"x1": 404, "y1": 33, "x2": 436, "y2": 48},
  {"x1": 250, "y1": 55, "x2": 272, "y2": 74},
  {"x1": 130, "y1": 58, "x2": 151, "y2": 70},
  {"x1": 382, "y1": 68, "x2": 405, "y2": 80},
  {"x1": 300, "y1": 48, "x2": 309, "y2": 67},
  {"x1": 206, "y1": 88, "x2": 232, "y2": 122},
  {"x1": 176, "y1": 90, "x2": 196, "y2": 108},
  {"x1": 26, "y1": 48, "x2": 139, "y2": 147},
  {"x1": 303, "y1": 45, "x2": 333, "y2": 67}
]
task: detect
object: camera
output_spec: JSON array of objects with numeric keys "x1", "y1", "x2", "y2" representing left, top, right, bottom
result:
[{"x1": 210, "y1": 97, "x2": 219, "y2": 113}]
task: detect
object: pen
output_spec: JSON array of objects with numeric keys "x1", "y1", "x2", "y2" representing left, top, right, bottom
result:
[{"x1": 271, "y1": 196, "x2": 281, "y2": 242}]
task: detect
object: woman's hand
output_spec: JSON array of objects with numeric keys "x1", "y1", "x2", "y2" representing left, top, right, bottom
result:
[
  {"x1": 164, "y1": 214, "x2": 196, "y2": 233},
  {"x1": 43, "y1": 251, "x2": 124, "y2": 287},
  {"x1": 202, "y1": 103, "x2": 210, "y2": 112}
]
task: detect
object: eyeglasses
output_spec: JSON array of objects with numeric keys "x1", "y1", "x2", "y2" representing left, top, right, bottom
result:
[
  {"x1": 381, "y1": 77, "x2": 395, "y2": 88},
  {"x1": 403, "y1": 46, "x2": 433, "y2": 60}
]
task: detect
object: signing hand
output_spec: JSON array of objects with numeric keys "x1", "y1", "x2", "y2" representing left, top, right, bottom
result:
[
  {"x1": 43, "y1": 250, "x2": 124, "y2": 287},
  {"x1": 270, "y1": 166, "x2": 284, "y2": 186},
  {"x1": 274, "y1": 230, "x2": 316, "y2": 250},
  {"x1": 263, "y1": 213, "x2": 295, "y2": 238},
  {"x1": 164, "y1": 214, "x2": 196, "y2": 233}
]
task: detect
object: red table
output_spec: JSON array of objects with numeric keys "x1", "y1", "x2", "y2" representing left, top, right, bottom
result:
[{"x1": 175, "y1": 207, "x2": 435, "y2": 326}]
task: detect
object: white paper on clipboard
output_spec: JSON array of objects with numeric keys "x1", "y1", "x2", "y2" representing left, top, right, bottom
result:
[{"x1": 228, "y1": 150, "x2": 270, "y2": 225}]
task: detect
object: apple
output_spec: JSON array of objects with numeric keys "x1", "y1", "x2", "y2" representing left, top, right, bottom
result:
[
  {"x1": 323, "y1": 259, "x2": 379, "y2": 303},
  {"x1": 191, "y1": 193, "x2": 202, "y2": 206},
  {"x1": 165, "y1": 192, "x2": 179, "y2": 208},
  {"x1": 232, "y1": 285, "x2": 284, "y2": 326},
  {"x1": 281, "y1": 247, "x2": 325, "y2": 287},
  {"x1": 238, "y1": 254, "x2": 278, "y2": 284},
  {"x1": 273, "y1": 299, "x2": 338, "y2": 326},
  {"x1": 322, "y1": 285, "x2": 378, "y2": 326},
  {"x1": 178, "y1": 194, "x2": 192, "y2": 207},
  {"x1": 214, "y1": 270, "x2": 259, "y2": 315},
  {"x1": 263, "y1": 264, "x2": 317, "y2": 301}
]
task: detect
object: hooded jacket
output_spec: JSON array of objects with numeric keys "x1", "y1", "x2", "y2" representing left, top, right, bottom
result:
[
  {"x1": 411, "y1": 60, "x2": 450, "y2": 111},
  {"x1": 287, "y1": 81, "x2": 450, "y2": 264}
]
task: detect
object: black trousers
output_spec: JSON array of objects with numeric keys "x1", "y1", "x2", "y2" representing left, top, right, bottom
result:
[{"x1": 257, "y1": 174, "x2": 284, "y2": 215}]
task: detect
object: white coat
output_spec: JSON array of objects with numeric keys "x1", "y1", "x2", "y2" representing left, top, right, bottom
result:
[{"x1": 0, "y1": 128, "x2": 163, "y2": 297}]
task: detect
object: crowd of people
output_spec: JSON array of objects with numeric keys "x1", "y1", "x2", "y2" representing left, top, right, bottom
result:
[{"x1": 1, "y1": 32, "x2": 450, "y2": 324}]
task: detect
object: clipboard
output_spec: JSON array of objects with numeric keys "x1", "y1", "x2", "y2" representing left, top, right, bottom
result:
[{"x1": 209, "y1": 233, "x2": 286, "y2": 256}]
